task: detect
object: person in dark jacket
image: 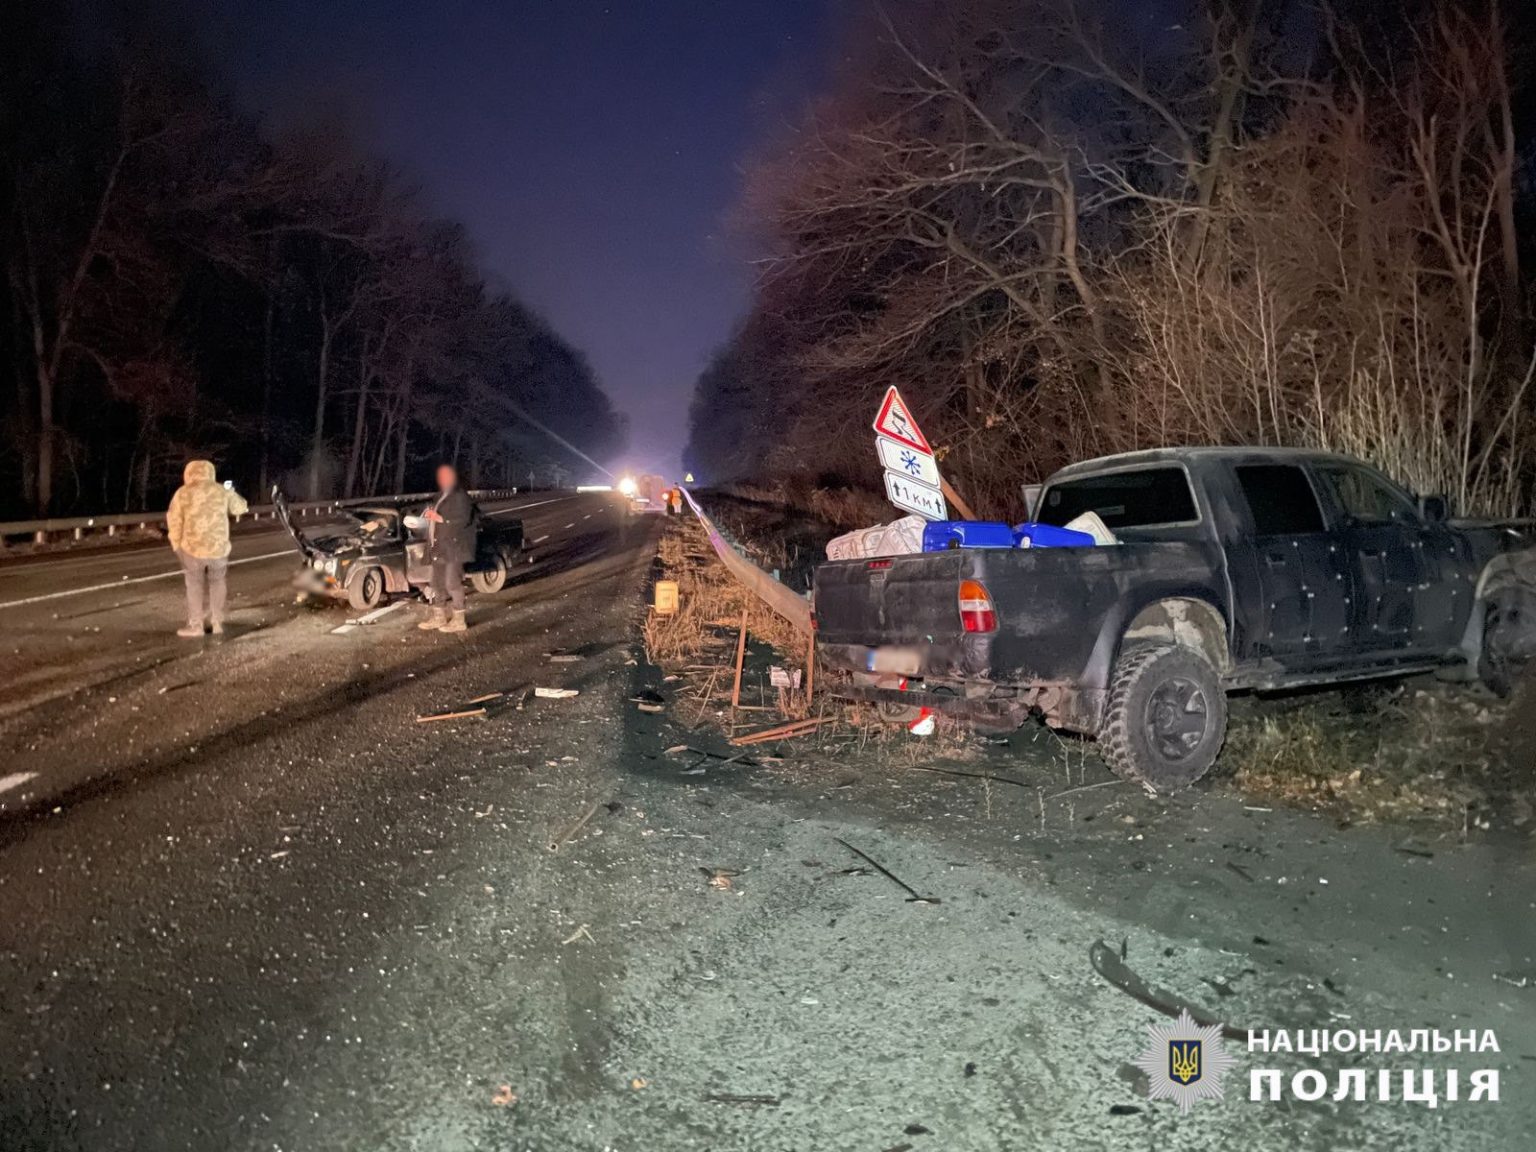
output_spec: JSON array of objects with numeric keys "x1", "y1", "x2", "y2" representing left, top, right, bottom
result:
[{"x1": 417, "y1": 464, "x2": 476, "y2": 633}]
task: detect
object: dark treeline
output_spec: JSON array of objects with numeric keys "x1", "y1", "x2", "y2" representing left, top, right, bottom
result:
[
  {"x1": 0, "y1": 1, "x2": 625, "y2": 519},
  {"x1": 688, "y1": 0, "x2": 1536, "y2": 519}
]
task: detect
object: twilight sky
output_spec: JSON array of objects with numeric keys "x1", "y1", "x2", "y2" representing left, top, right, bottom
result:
[{"x1": 197, "y1": 0, "x2": 831, "y2": 479}]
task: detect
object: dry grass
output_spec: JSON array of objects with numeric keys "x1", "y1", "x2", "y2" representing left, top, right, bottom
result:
[{"x1": 1222, "y1": 683, "x2": 1533, "y2": 832}]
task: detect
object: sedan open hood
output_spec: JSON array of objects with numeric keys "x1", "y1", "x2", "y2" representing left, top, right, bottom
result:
[{"x1": 270, "y1": 485, "x2": 316, "y2": 559}]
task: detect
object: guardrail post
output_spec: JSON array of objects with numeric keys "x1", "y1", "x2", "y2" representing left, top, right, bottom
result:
[{"x1": 34, "y1": 530, "x2": 46, "y2": 545}]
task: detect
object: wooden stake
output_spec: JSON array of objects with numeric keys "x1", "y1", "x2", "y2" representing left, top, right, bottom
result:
[
  {"x1": 940, "y1": 475, "x2": 978, "y2": 521},
  {"x1": 730, "y1": 716, "x2": 831, "y2": 746},
  {"x1": 415, "y1": 707, "x2": 487, "y2": 723},
  {"x1": 730, "y1": 606, "x2": 749, "y2": 710}
]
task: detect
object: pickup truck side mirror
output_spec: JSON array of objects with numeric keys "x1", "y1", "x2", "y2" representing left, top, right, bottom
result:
[
  {"x1": 1419, "y1": 494, "x2": 1450, "y2": 523},
  {"x1": 1021, "y1": 484, "x2": 1043, "y2": 522}
]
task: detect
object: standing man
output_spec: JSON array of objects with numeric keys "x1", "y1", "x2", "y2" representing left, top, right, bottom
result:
[
  {"x1": 417, "y1": 463, "x2": 475, "y2": 634},
  {"x1": 166, "y1": 459, "x2": 248, "y2": 637}
]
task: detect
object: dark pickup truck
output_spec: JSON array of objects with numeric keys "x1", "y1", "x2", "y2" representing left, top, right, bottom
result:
[{"x1": 814, "y1": 447, "x2": 1536, "y2": 790}]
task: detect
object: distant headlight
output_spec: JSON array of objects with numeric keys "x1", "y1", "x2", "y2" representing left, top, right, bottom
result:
[
  {"x1": 323, "y1": 558, "x2": 338, "y2": 575},
  {"x1": 311, "y1": 557, "x2": 325, "y2": 571}
]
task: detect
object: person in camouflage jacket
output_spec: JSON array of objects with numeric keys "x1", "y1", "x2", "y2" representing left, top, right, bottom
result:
[{"x1": 167, "y1": 459, "x2": 248, "y2": 637}]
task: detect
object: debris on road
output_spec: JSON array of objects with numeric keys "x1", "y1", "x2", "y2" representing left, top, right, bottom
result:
[
  {"x1": 835, "y1": 838, "x2": 940, "y2": 905},
  {"x1": 490, "y1": 1085, "x2": 517, "y2": 1107},
  {"x1": 730, "y1": 717, "x2": 830, "y2": 746},
  {"x1": 535, "y1": 687, "x2": 580, "y2": 699},
  {"x1": 704, "y1": 1093, "x2": 781, "y2": 1107},
  {"x1": 1089, "y1": 940, "x2": 1246, "y2": 1041},
  {"x1": 415, "y1": 707, "x2": 488, "y2": 724},
  {"x1": 701, "y1": 867, "x2": 739, "y2": 891},
  {"x1": 560, "y1": 923, "x2": 595, "y2": 946},
  {"x1": 547, "y1": 800, "x2": 602, "y2": 852}
]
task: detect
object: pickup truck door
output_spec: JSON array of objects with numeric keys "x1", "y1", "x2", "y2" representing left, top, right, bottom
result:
[
  {"x1": 1311, "y1": 462, "x2": 1440, "y2": 652},
  {"x1": 1227, "y1": 462, "x2": 1353, "y2": 663}
]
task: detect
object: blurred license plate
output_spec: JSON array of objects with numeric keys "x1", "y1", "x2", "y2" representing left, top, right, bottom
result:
[{"x1": 867, "y1": 646, "x2": 921, "y2": 676}]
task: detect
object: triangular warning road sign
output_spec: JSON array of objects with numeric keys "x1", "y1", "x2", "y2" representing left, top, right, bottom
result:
[{"x1": 872, "y1": 386, "x2": 932, "y2": 455}]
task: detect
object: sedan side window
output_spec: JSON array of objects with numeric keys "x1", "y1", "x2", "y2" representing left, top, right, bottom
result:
[{"x1": 1317, "y1": 465, "x2": 1418, "y2": 525}]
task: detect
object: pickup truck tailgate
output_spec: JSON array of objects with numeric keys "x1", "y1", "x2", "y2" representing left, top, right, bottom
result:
[{"x1": 814, "y1": 551, "x2": 967, "y2": 646}]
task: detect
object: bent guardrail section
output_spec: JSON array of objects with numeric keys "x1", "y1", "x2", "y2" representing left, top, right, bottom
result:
[{"x1": 680, "y1": 488, "x2": 812, "y2": 636}]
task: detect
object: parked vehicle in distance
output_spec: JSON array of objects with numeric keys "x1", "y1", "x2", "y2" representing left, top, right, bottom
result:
[
  {"x1": 272, "y1": 487, "x2": 524, "y2": 611},
  {"x1": 813, "y1": 447, "x2": 1536, "y2": 790}
]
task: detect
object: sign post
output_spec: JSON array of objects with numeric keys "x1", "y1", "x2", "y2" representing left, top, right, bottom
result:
[{"x1": 872, "y1": 386, "x2": 947, "y2": 521}]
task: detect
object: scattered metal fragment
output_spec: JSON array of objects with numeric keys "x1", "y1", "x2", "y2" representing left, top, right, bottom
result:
[
  {"x1": 1089, "y1": 940, "x2": 1246, "y2": 1041},
  {"x1": 834, "y1": 838, "x2": 940, "y2": 905},
  {"x1": 704, "y1": 1093, "x2": 780, "y2": 1106},
  {"x1": 547, "y1": 801, "x2": 602, "y2": 852},
  {"x1": 560, "y1": 924, "x2": 594, "y2": 945}
]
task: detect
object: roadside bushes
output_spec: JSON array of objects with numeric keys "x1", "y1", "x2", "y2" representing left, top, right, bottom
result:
[{"x1": 690, "y1": 0, "x2": 1535, "y2": 519}]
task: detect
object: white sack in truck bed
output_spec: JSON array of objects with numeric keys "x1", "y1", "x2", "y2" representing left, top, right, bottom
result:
[{"x1": 826, "y1": 515, "x2": 926, "y2": 561}]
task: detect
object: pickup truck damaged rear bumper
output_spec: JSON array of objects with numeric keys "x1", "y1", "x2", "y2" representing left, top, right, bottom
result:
[{"x1": 818, "y1": 642, "x2": 1104, "y2": 734}]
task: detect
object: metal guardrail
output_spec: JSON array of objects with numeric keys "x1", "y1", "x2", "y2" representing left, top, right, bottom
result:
[
  {"x1": 680, "y1": 488, "x2": 812, "y2": 635},
  {"x1": 0, "y1": 489, "x2": 520, "y2": 546}
]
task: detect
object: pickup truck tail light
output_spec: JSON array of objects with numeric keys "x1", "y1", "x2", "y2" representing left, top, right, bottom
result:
[{"x1": 958, "y1": 579, "x2": 998, "y2": 633}]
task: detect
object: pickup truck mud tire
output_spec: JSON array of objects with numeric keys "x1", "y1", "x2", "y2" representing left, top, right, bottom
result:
[
  {"x1": 1100, "y1": 644, "x2": 1227, "y2": 791},
  {"x1": 345, "y1": 566, "x2": 386, "y2": 611},
  {"x1": 469, "y1": 549, "x2": 510, "y2": 594}
]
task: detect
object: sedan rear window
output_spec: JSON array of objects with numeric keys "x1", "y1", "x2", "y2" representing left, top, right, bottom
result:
[{"x1": 1038, "y1": 467, "x2": 1197, "y2": 529}]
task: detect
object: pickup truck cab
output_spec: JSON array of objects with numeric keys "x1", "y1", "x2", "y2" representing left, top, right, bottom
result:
[{"x1": 813, "y1": 447, "x2": 1534, "y2": 790}]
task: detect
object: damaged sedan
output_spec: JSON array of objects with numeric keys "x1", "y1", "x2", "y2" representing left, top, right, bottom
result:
[{"x1": 272, "y1": 487, "x2": 525, "y2": 610}]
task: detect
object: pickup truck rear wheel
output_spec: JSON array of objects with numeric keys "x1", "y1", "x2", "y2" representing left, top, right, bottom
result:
[
  {"x1": 1100, "y1": 644, "x2": 1227, "y2": 791},
  {"x1": 469, "y1": 549, "x2": 510, "y2": 594}
]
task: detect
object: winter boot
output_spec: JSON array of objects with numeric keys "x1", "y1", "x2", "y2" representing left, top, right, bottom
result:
[
  {"x1": 176, "y1": 623, "x2": 204, "y2": 638},
  {"x1": 440, "y1": 609, "x2": 467, "y2": 634},
  {"x1": 417, "y1": 606, "x2": 448, "y2": 631},
  {"x1": 209, "y1": 619, "x2": 225, "y2": 636}
]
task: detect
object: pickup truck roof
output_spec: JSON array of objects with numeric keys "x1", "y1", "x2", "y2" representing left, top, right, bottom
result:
[{"x1": 1046, "y1": 445, "x2": 1364, "y2": 484}]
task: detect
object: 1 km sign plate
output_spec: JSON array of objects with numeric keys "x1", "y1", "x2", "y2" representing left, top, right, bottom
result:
[{"x1": 884, "y1": 472, "x2": 947, "y2": 520}]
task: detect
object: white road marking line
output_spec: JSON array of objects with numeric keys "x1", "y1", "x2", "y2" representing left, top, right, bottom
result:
[
  {"x1": 0, "y1": 549, "x2": 296, "y2": 610},
  {"x1": 532, "y1": 534, "x2": 550, "y2": 545},
  {"x1": 0, "y1": 772, "x2": 39, "y2": 796},
  {"x1": 483, "y1": 495, "x2": 574, "y2": 516},
  {"x1": 564, "y1": 522, "x2": 575, "y2": 529}
]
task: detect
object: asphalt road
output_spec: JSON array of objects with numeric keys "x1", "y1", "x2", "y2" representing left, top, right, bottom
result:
[
  {"x1": 0, "y1": 499, "x2": 1531, "y2": 1151},
  {"x1": 0, "y1": 492, "x2": 599, "y2": 728}
]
